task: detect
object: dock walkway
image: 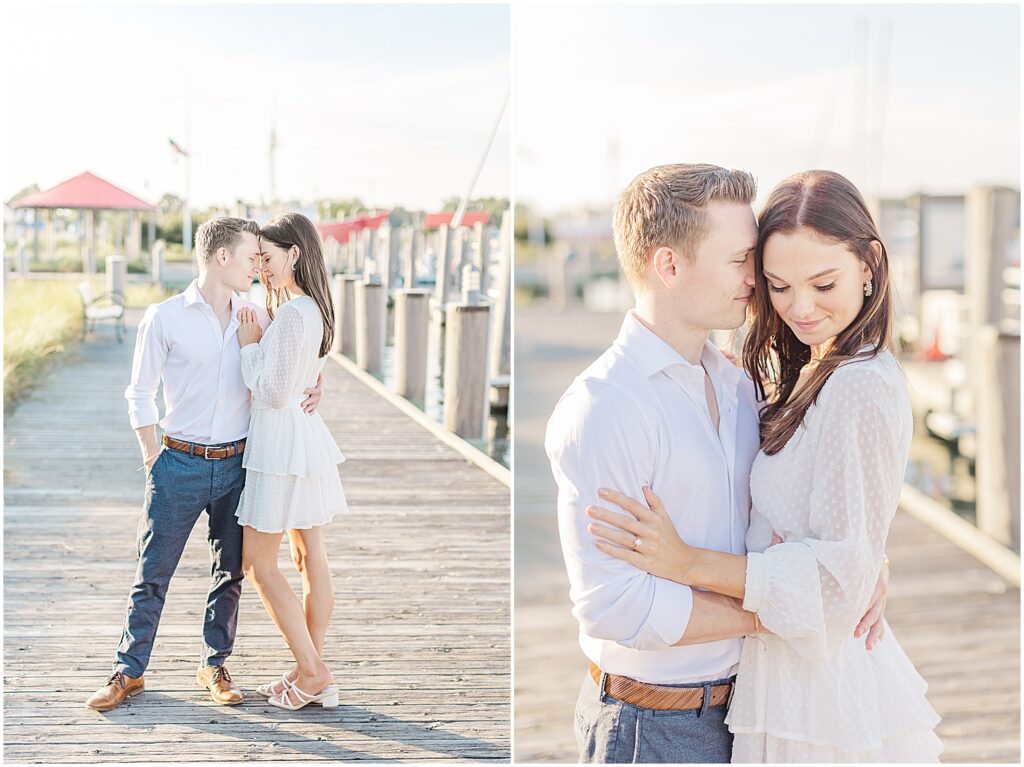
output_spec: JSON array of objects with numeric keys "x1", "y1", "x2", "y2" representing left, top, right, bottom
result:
[
  {"x1": 4, "y1": 307, "x2": 510, "y2": 762},
  {"x1": 514, "y1": 306, "x2": 1020, "y2": 764}
]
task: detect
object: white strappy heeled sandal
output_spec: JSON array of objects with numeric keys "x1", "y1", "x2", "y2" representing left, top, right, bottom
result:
[
  {"x1": 268, "y1": 682, "x2": 339, "y2": 710},
  {"x1": 256, "y1": 673, "x2": 294, "y2": 699}
]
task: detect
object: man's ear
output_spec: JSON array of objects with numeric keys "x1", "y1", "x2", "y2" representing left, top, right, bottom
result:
[{"x1": 651, "y1": 246, "x2": 681, "y2": 288}]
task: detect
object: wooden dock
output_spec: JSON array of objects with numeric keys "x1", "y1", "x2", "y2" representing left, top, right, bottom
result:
[
  {"x1": 514, "y1": 305, "x2": 1020, "y2": 764},
  {"x1": 3, "y1": 307, "x2": 510, "y2": 762}
]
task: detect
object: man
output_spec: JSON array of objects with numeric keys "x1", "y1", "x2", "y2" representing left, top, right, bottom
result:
[
  {"x1": 545, "y1": 164, "x2": 888, "y2": 762},
  {"x1": 86, "y1": 217, "x2": 324, "y2": 711}
]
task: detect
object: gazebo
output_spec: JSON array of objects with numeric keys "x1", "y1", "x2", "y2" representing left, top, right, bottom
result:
[{"x1": 10, "y1": 171, "x2": 156, "y2": 273}]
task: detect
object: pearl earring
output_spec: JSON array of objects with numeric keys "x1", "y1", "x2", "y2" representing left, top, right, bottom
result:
[{"x1": 863, "y1": 279, "x2": 873, "y2": 297}]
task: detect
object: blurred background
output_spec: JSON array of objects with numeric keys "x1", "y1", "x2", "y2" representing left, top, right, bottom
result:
[
  {"x1": 513, "y1": 4, "x2": 1020, "y2": 763},
  {"x1": 3, "y1": 3, "x2": 511, "y2": 465}
]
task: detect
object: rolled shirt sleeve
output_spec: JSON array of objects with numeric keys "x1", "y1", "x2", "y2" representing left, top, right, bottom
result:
[
  {"x1": 124, "y1": 304, "x2": 166, "y2": 429},
  {"x1": 546, "y1": 380, "x2": 694, "y2": 651}
]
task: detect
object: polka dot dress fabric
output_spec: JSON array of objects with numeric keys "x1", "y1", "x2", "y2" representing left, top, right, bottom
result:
[
  {"x1": 725, "y1": 351, "x2": 943, "y2": 762},
  {"x1": 235, "y1": 296, "x2": 348, "y2": 533}
]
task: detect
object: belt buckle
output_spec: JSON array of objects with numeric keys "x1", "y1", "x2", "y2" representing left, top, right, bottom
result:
[{"x1": 203, "y1": 446, "x2": 215, "y2": 460}]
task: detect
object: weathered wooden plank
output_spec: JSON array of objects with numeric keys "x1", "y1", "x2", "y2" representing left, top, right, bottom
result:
[{"x1": 3, "y1": 307, "x2": 510, "y2": 763}]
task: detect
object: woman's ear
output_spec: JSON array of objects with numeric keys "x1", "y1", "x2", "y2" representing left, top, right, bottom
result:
[{"x1": 863, "y1": 242, "x2": 881, "y2": 281}]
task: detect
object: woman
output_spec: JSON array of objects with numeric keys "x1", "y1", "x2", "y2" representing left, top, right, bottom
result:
[
  {"x1": 587, "y1": 171, "x2": 942, "y2": 761},
  {"x1": 234, "y1": 212, "x2": 348, "y2": 710}
]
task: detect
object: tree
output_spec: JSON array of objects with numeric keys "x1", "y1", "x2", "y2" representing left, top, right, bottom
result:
[{"x1": 6, "y1": 184, "x2": 40, "y2": 206}]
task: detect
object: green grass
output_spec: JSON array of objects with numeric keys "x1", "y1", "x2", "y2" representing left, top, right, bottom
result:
[{"x1": 3, "y1": 279, "x2": 174, "y2": 411}]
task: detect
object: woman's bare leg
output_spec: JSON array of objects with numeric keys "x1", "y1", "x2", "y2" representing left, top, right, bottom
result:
[
  {"x1": 242, "y1": 526, "x2": 332, "y2": 702},
  {"x1": 289, "y1": 526, "x2": 335, "y2": 654}
]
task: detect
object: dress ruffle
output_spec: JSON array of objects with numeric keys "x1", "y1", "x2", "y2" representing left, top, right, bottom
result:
[
  {"x1": 725, "y1": 625, "x2": 943, "y2": 762},
  {"x1": 235, "y1": 465, "x2": 348, "y2": 533}
]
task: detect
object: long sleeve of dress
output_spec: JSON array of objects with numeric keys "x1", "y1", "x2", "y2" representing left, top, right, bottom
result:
[
  {"x1": 742, "y1": 365, "x2": 909, "y2": 661},
  {"x1": 240, "y1": 306, "x2": 306, "y2": 408}
]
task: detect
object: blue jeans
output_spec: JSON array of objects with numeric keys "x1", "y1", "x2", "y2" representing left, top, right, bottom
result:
[
  {"x1": 113, "y1": 441, "x2": 246, "y2": 678},
  {"x1": 574, "y1": 670, "x2": 735, "y2": 764}
]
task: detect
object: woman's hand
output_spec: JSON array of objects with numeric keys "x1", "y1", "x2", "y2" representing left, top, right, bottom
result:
[
  {"x1": 236, "y1": 308, "x2": 263, "y2": 347},
  {"x1": 586, "y1": 486, "x2": 697, "y2": 584},
  {"x1": 854, "y1": 559, "x2": 890, "y2": 650},
  {"x1": 301, "y1": 372, "x2": 323, "y2": 414}
]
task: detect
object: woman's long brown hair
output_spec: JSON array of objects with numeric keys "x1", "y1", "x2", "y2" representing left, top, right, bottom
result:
[
  {"x1": 742, "y1": 170, "x2": 894, "y2": 455},
  {"x1": 259, "y1": 212, "x2": 335, "y2": 358}
]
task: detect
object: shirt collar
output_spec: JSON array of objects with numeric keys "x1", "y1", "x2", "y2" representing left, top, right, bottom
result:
[
  {"x1": 183, "y1": 279, "x2": 244, "y2": 314},
  {"x1": 183, "y1": 279, "x2": 205, "y2": 308},
  {"x1": 615, "y1": 310, "x2": 743, "y2": 395}
]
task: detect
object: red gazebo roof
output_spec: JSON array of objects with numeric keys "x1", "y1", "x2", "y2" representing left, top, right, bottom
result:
[
  {"x1": 422, "y1": 211, "x2": 490, "y2": 229},
  {"x1": 11, "y1": 171, "x2": 155, "y2": 211}
]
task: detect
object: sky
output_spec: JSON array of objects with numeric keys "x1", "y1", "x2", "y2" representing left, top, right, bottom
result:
[
  {"x1": 514, "y1": 3, "x2": 1021, "y2": 213},
  {"x1": 2, "y1": 3, "x2": 510, "y2": 211}
]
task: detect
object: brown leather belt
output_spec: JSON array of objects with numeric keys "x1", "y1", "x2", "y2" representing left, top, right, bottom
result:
[
  {"x1": 162, "y1": 435, "x2": 246, "y2": 460},
  {"x1": 589, "y1": 662, "x2": 733, "y2": 711}
]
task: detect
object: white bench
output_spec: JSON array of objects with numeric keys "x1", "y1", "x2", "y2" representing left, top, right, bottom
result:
[{"x1": 77, "y1": 282, "x2": 126, "y2": 343}]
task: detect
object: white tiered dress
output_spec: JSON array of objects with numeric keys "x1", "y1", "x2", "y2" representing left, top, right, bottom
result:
[
  {"x1": 234, "y1": 295, "x2": 347, "y2": 533},
  {"x1": 725, "y1": 350, "x2": 943, "y2": 762}
]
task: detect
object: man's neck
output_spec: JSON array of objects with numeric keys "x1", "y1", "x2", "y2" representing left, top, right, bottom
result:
[
  {"x1": 196, "y1": 271, "x2": 236, "y2": 314},
  {"x1": 633, "y1": 295, "x2": 709, "y2": 366}
]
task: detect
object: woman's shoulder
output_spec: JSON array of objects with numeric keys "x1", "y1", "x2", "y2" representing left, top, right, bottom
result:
[{"x1": 821, "y1": 349, "x2": 907, "y2": 409}]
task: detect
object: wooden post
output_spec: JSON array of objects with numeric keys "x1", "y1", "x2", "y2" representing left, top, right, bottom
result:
[
  {"x1": 473, "y1": 221, "x2": 486, "y2": 288},
  {"x1": 966, "y1": 186, "x2": 1022, "y2": 551},
  {"x1": 354, "y1": 228, "x2": 365, "y2": 274},
  {"x1": 114, "y1": 212, "x2": 124, "y2": 254},
  {"x1": 398, "y1": 226, "x2": 414, "y2": 289},
  {"x1": 362, "y1": 227, "x2": 375, "y2": 278},
  {"x1": 333, "y1": 274, "x2": 360, "y2": 356},
  {"x1": 148, "y1": 212, "x2": 157, "y2": 258},
  {"x1": 87, "y1": 210, "x2": 97, "y2": 275},
  {"x1": 17, "y1": 240, "x2": 28, "y2": 275},
  {"x1": 152, "y1": 240, "x2": 165, "y2": 285},
  {"x1": 394, "y1": 289, "x2": 431, "y2": 403},
  {"x1": 355, "y1": 278, "x2": 385, "y2": 376},
  {"x1": 973, "y1": 328, "x2": 1021, "y2": 551},
  {"x1": 443, "y1": 302, "x2": 491, "y2": 438},
  {"x1": 32, "y1": 208, "x2": 40, "y2": 264},
  {"x1": 44, "y1": 209, "x2": 55, "y2": 262},
  {"x1": 107, "y1": 255, "x2": 126, "y2": 300},
  {"x1": 410, "y1": 228, "x2": 424, "y2": 289},
  {"x1": 488, "y1": 209, "x2": 512, "y2": 409},
  {"x1": 127, "y1": 210, "x2": 141, "y2": 261},
  {"x1": 79, "y1": 209, "x2": 87, "y2": 267},
  {"x1": 449, "y1": 227, "x2": 466, "y2": 302},
  {"x1": 434, "y1": 224, "x2": 452, "y2": 305},
  {"x1": 346, "y1": 238, "x2": 357, "y2": 274},
  {"x1": 387, "y1": 223, "x2": 400, "y2": 293}
]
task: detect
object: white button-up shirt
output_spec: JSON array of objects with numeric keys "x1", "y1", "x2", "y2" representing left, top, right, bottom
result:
[
  {"x1": 545, "y1": 310, "x2": 761, "y2": 684},
  {"x1": 124, "y1": 280, "x2": 270, "y2": 445}
]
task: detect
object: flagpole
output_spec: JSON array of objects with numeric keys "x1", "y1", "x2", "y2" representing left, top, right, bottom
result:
[{"x1": 183, "y1": 84, "x2": 193, "y2": 267}]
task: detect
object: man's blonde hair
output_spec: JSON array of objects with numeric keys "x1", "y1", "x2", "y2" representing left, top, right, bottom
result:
[
  {"x1": 194, "y1": 217, "x2": 260, "y2": 266},
  {"x1": 613, "y1": 163, "x2": 757, "y2": 290}
]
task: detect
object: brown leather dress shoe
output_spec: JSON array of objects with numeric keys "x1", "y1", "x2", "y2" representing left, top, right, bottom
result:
[
  {"x1": 196, "y1": 665, "x2": 243, "y2": 705},
  {"x1": 85, "y1": 671, "x2": 145, "y2": 711}
]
